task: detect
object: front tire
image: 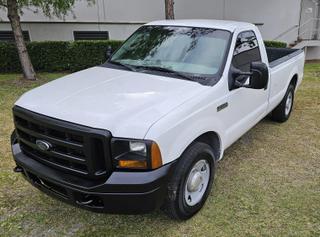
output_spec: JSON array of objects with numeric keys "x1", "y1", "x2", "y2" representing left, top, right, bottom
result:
[
  {"x1": 162, "y1": 142, "x2": 216, "y2": 220},
  {"x1": 270, "y1": 84, "x2": 295, "y2": 123}
]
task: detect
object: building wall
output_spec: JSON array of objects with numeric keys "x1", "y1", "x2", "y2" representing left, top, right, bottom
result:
[
  {"x1": 223, "y1": 0, "x2": 301, "y2": 43},
  {"x1": 175, "y1": 0, "x2": 301, "y2": 42},
  {"x1": 0, "y1": 22, "x2": 141, "y2": 41},
  {"x1": 299, "y1": 0, "x2": 319, "y2": 39},
  {"x1": 0, "y1": 0, "x2": 165, "y2": 22},
  {"x1": 0, "y1": 0, "x2": 302, "y2": 42},
  {"x1": 306, "y1": 46, "x2": 320, "y2": 60}
]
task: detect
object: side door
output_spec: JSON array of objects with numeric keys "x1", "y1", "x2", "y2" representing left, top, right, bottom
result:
[{"x1": 223, "y1": 30, "x2": 269, "y2": 147}]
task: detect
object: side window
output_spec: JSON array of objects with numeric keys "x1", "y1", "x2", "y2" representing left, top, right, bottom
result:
[{"x1": 232, "y1": 31, "x2": 262, "y2": 71}]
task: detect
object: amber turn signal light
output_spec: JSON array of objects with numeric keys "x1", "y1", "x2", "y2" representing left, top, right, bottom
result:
[
  {"x1": 116, "y1": 141, "x2": 162, "y2": 170},
  {"x1": 151, "y1": 142, "x2": 162, "y2": 169},
  {"x1": 118, "y1": 160, "x2": 147, "y2": 169}
]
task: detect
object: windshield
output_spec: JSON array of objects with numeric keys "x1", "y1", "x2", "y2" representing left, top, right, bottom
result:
[{"x1": 110, "y1": 25, "x2": 231, "y2": 79}]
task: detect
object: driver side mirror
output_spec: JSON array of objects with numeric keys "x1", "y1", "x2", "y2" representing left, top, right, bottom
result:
[
  {"x1": 230, "y1": 62, "x2": 269, "y2": 90},
  {"x1": 249, "y1": 62, "x2": 269, "y2": 89}
]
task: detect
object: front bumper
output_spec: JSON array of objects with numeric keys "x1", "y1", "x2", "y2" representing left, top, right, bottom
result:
[{"x1": 12, "y1": 143, "x2": 175, "y2": 214}]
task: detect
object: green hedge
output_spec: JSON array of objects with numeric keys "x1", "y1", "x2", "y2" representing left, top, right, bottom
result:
[
  {"x1": 28, "y1": 41, "x2": 70, "y2": 72},
  {"x1": 264, "y1": 40, "x2": 287, "y2": 48},
  {"x1": 0, "y1": 39, "x2": 286, "y2": 73},
  {"x1": 0, "y1": 40, "x2": 123, "y2": 73},
  {"x1": 0, "y1": 42, "x2": 20, "y2": 73},
  {"x1": 68, "y1": 40, "x2": 122, "y2": 72}
]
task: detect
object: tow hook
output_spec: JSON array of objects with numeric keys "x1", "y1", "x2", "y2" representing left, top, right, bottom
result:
[
  {"x1": 13, "y1": 166, "x2": 23, "y2": 173},
  {"x1": 75, "y1": 194, "x2": 94, "y2": 206},
  {"x1": 76, "y1": 199, "x2": 94, "y2": 206}
]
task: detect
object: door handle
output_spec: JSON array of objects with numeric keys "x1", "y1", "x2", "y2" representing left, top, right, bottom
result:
[{"x1": 217, "y1": 102, "x2": 228, "y2": 112}]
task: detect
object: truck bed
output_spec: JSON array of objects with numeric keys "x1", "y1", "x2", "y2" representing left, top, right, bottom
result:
[{"x1": 266, "y1": 47, "x2": 303, "y2": 68}]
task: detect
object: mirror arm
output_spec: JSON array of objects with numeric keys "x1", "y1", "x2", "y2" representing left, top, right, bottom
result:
[
  {"x1": 234, "y1": 79, "x2": 251, "y2": 88},
  {"x1": 234, "y1": 71, "x2": 253, "y2": 87}
]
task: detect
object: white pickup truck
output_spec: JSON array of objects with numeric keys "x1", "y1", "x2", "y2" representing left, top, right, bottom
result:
[{"x1": 11, "y1": 20, "x2": 305, "y2": 220}]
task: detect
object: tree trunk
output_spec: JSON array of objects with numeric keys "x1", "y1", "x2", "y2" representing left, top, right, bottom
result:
[
  {"x1": 7, "y1": 0, "x2": 36, "y2": 80},
  {"x1": 165, "y1": 0, "x2": 175, "y2": 20}
]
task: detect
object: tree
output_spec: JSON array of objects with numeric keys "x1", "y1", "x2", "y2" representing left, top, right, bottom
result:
[
  {"x1": 164, "y1": 0, "x2": 174, "y2": 20},
  {"x1": 0, "y1": 0, "x2": 86, "y2": 80}
]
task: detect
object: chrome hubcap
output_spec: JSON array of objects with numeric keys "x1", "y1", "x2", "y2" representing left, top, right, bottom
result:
[
  {"x1": 184, "y1": 159, "x2": 210, "y2": 206},
  {"x1": 285, "y1": 92, "x2": 293, "y2": 116}
]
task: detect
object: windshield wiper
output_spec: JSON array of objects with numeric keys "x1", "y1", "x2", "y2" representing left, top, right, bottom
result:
[
  {"x1": 108, "y1": 60, "x2": 137, "y2": 72},
  {"x1": 108, "y1": 62, "x2": 199, "y2": 82},
  {"x1": 137, "y1": 65, "x2": 195, "y2": 81}
]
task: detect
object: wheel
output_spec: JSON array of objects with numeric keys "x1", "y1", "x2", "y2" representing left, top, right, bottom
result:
[
  {"x1": 270, "y1": 84, "x2": 295, "y2": 123},
  {"x1": 162, "y1": 142, "x2": 216, "y2": 220}
]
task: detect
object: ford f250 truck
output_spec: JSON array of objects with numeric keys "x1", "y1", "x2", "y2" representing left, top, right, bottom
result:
[{"x1": 11, "y1": 20, "x2": 305, "y2": 220}]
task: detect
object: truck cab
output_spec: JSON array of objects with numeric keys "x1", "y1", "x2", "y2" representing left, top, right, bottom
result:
[{"x1": 11, "y1": 20, "x2": 305, "y2": 220}]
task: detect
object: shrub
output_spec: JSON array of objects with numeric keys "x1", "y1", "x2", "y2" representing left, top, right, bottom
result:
[
  {"x1": 68, "y1": 40, "x2": 122, "y2": 71},
  {"x1": 264, "y1": 40, "x2": 287, "y2": 48},
  {"x1": 28, "y1": 41, "x2": 71, "y2": 72},
  {"x1": 0, "y1": 40, "x2": 123, "y2": 73},
  {"x1": 0, "y1": 42, "x2": 20, "y2": 73},
  {"x1": 0, "y1": 39, "x2": 287, "y2": 73}
]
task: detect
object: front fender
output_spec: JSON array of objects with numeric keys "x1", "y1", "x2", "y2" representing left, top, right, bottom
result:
[{"x1": 144, "y1": 97, "x2": 227, "y2": 164}]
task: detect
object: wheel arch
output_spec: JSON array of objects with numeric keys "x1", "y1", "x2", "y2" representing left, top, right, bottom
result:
[
  {"x1": 192, "y1": 131, "x2": 222, "y2": 161},
  {"x1": 290, "y1": 74, "x2": 298, "y2": 89},
  {"x1": 152, "y1": 128, "x2": 225, "y2": 165}
]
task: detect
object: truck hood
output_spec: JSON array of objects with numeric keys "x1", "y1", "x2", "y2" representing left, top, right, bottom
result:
[{"x1": 15, "y1": 66, "x2": 207, "y2": 138}]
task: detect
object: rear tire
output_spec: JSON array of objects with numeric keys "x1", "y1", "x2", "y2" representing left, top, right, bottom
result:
[
  {"x1": 162, "y1": 142, "x2": 216, "y2": 220},
  {"x1": 270, "y1": 84, "x2": 295, "y2": 123}
]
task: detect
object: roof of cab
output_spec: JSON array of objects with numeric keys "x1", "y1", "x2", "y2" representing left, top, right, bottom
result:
[{"x1": 145, "y1": 19, "x2": 255, "y2": 32}]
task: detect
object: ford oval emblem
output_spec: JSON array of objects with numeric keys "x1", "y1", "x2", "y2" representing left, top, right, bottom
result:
[{"x1": 36, "y1": 140, "x2": 52, "y2": 151}]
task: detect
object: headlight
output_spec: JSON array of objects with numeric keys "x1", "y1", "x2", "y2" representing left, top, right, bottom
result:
[
  {"x1": 129, "y1": 141, "x2": 147, "y2": 156},
  {"x1": 111, "y1": 138, "x2": 162, "y2": 170}
]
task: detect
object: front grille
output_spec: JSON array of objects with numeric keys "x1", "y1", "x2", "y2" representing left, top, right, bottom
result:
[{"x1": 13, "y1": 106, "x2": 112, "y2": 179}]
